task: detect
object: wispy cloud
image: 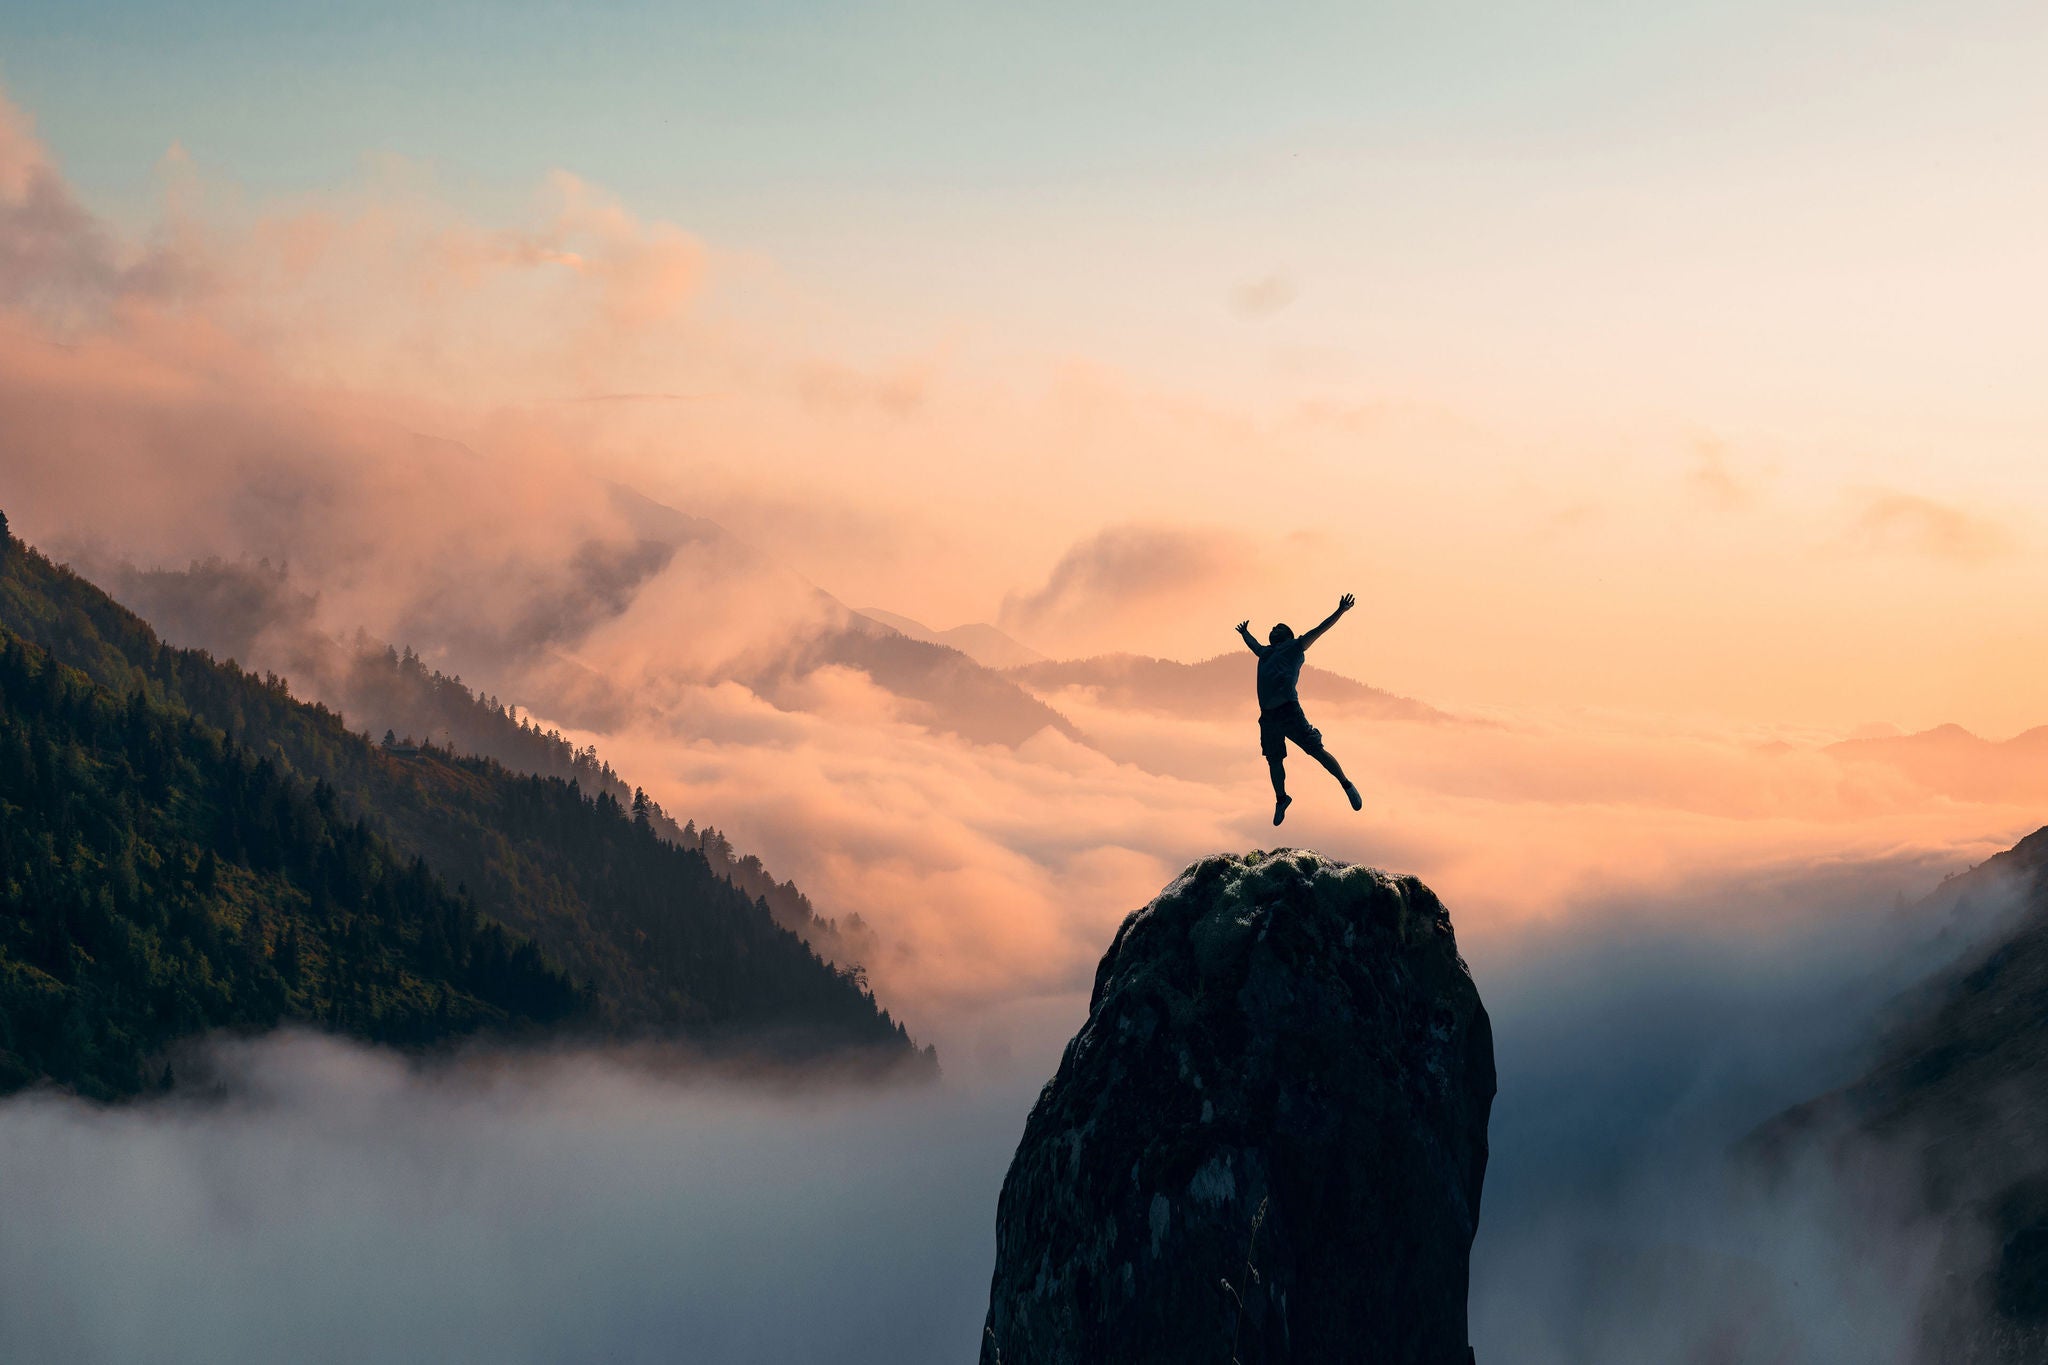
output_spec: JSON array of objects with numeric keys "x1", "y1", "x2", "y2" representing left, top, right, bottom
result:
[
  {"x1": 998, "y1": 523, "x2": 1252, "y2": 649},
  {"x1": 1687, "y1": 437, "x2": 1756, "y2": 512},
  {"x1": 1228, "y1": 270, "x2": 1297, "y2": 320},
  {"x1": 1844, "y1": 488, "x2": 2012, "y2": 564},
  {"x1": 0, "y1": 94, "x2": 191, "y2": 328}
]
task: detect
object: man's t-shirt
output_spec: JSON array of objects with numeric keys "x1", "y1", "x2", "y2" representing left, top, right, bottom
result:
[{"x1": 1255, "y1": 641, "x2": 1308, "y2": 713}]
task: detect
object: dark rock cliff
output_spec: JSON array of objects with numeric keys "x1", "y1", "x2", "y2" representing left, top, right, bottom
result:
[{"x1": 981, "y1": 849, "x2": 1495, "y2": 1365}]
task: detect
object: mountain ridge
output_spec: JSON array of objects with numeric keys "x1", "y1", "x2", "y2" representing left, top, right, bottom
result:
[
  {"x1": 1007, "y1": 649, "x2": 1452, "y2": 725},
  {"x1": 0, "y1": 517, "x2": 933, "y2": 1089},
  {"x1": 854, "y1": 608, "x2": 1047, "y2": 670},
  {"x1": 1749, "y1": 824, "x2": 2048, "y2": 1357},
  {"x1": 1827, "y1": 724, "x2": 2048, "y2": 802}
]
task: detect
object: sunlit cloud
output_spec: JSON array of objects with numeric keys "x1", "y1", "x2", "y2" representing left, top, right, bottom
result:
[
  {"x1": 998, "y1": 523, "x2": 1258, "y2": 654},
  {"x1": 1686, "y1": 436, "x2": 1756, "y2": 512},
  {"x1": 1228, "y1": 270, "x2": 1297, "y2": 320},
  {"x1": 1843, "y1": 488, "x2": 2013, "y2": 564}
]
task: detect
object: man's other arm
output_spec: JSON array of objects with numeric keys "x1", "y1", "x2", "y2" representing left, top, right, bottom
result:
[{"x1": 1298, "y1": 593, "x2": 1357, "y2": 648}]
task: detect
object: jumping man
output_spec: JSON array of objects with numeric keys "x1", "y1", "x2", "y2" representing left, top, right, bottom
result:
[{"x1": 1236, "y1": 594, "x2": 1362, "y2": 826}]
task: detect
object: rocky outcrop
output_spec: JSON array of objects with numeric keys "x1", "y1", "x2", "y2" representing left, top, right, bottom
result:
[{"x1": 981, "y1": 849, "x2": 1494, "y2": 1365}]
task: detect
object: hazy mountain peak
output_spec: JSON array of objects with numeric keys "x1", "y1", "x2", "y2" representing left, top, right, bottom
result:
[{"x1": 855, "y1": 608, "x2": 1047, "y2": 670}]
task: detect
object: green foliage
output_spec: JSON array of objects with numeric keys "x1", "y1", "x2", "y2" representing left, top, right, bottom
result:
[
  {"x1": 0, "y1": 527, "x2": 931, "y2": 1094},
  {"x1": 341, "y1": 640, "x2": 845, "y2": 940},
  {"x1": 0, "y1": 631, "x2": 581, "y2": 1098}
]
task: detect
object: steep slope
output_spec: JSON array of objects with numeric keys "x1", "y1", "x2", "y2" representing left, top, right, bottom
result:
[
  {"x1": 0, "y1": 522, "x2": 932, "y2": 1073},
  {"x1": 1008, "y1": 651, "x2": 1450, "y2": 724},
  {"x1": 98, "y1": 556, "x2": 873, "y2": 960},
  {"x1": 607, "y1": 487, "x2": 1076, "y2": 745},
  {"x1": 856, "y1": 608, "x2": 1047, "y2": 670},
  {"x1": 0, "y1": 622, "x2": 581, "y2": 1099},
  {"x1": 783, "y1": 621, "x2": 1081, "y2": 747},
  {"x1": 983, "y1": 849, "x2": 1494, "y2": 1365},
  {"x1": 105, "y1": 492, "x2": 1081, "y2": 751},
  {"x1": 1753, "y1": 826, "x2": 2048, "y2": 1360}
]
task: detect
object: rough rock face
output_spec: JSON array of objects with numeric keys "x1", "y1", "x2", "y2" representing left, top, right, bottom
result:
[{"x1": 981, "y1": 849, "x2": 1495, "y2": 1365}]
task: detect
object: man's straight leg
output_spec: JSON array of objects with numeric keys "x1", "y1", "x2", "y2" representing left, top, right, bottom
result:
[{"x1": 1309, "y1": 746, "x2": 1364, "y2": 811}]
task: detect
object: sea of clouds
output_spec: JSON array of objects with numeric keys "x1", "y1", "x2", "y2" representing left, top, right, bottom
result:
[{"x1": 0, "y1": 852, "x2": 2017, "y2": 1364}]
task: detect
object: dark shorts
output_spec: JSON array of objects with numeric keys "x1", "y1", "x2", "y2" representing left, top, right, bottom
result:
[{"x1": 1259, "y1": 701, "x2": 1324, "y2": 760}]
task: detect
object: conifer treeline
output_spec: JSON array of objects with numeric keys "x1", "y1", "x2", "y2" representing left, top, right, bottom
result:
[
  {"x1": 0, "y1": 630, "x2": 580, "y2": 1096},
  {"x1": 0, "y1": 520, "x2": 932, "y2": 1096},
  {"x1": 345, "y1": 641, "x2": 864, "y2": 950}
]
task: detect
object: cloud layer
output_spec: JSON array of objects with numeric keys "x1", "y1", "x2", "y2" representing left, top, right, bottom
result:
[
  {"x1": 0, "y1": 852, "x2": 2017, "y2": 1364},
  {"x1": 0, "y1": 1036, "x2": 1022, "y2": 1365}
]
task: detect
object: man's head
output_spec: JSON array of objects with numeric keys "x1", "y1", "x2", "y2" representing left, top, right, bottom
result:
[{"x1": 1269, "y1": 623, "x2": 1294, "y2": 645}]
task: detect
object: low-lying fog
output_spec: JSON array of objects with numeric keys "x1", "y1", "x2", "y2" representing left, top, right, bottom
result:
[
  {"x1": 0, "y1": 1037, "x2": 1034, "y2": 1364},
  {"x1": 0, "y1": 852, "x2": 2008, "y2": 1364}
]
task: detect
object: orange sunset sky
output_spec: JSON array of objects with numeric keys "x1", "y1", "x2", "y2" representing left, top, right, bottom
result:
[{"x1": 5, "y1": 0, "x2": 2046, "y2": 1057}]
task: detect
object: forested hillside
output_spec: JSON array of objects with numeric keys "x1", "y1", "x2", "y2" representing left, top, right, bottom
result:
[
  {"x1": 102, "y1": 554, "x2": 872, "y2": 961},
  {"x1": 341, "y1": 642, "x2": 875, "y2": 960},
  {"x1": 0, "y1": 624, "x2": 582, "y2": 1097},
  {"x1": 0, "y1": 517, "x2": 933, "y2": 1090}
]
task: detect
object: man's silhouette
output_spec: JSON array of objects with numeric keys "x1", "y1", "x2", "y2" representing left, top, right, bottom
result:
[{"x1": 1237, "y1": 593, "x2": 1362, "y2": 826}]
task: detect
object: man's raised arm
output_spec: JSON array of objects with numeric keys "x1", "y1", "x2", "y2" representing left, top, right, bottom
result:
[
  {"x1": 1235, "y1": 619, "x2": 1267, "y2": 656},
  {"x1": 1298, "y1": 592, "x2": 1357, "y2": 647}
]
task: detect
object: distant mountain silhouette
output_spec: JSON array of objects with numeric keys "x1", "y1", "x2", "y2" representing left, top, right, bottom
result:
[
  {"x1": 855, "y1": 609, "x2": 1046, "y2": 670},
  {"x1": 782, "y1": 620, "x2": 1081, "y2": 747},
  {"x1": 89, "y1": 480, "x2": 1448, "y2": 762},
  {"x1": 519, "y1": 489, "x2": 1092, "y2": 749},
  {"x1": 1006, "y1": 651, "x2": 1452, "y2": 724},
  {"x1": 99, "y1": 479, "x2": 1082, "y2": 752},
  {"x1": 1827, "y1": 723, "x2": 2048, "y2": 802},
  {"x1": 605, "y1": 482, "x2": 732, "y2": 551}
]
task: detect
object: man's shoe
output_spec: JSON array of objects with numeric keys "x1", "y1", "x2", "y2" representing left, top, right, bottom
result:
[
  {"x1": 1343, "y1": 780, "x2": 1362, "y2": 811},
  {"x1": 1273, "y1": 794, "x2": 1293, "y2": 826}
]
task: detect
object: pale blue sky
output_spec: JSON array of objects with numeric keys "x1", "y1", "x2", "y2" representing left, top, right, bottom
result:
[
  {"x1": 6, "y1": 1, "x2": 1814, "y2": 230},
  {"x1": 5, "y1": 1, "x2": 2044, "y2": 443}
]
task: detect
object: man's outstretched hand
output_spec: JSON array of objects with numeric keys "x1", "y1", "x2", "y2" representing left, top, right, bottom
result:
[
  {"x1": 1236, "y1": 619, "x2": 1251, "y2": 633},
  {"x1": 1338, "y1": 593, "x2": 1356, "y2": 613}
]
